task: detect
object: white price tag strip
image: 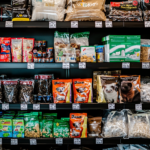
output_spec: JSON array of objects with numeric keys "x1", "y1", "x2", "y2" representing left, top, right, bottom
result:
[
  {"x1": 0, "y1": 138, "x2": 2, "y2": 145},
  {"x1": 142, "y1": 62, "x2": 150, "y2": 69},
  {"x1": 145, "y1": 21, "x2": 150, "y2": 28},
  {"x1": 105, "y1": 21, "x2": 112, "y2": 28},
  {"x1": 30, "y1": 139, "x2": 37, "y2": 145},
  {"x1": 49, "y1": 21, "x2": 56, "y2": 28},
  {"x1": 74, "y1": 138, "x2": 81, "y2": 145},
  {"x1": 79, "y1": 62, "x2": 86, "y2": 69},
  {"x1": 2, "y1": 104, "x2": 9, "y2": 110},
  {"x1": 108, "y1": 103, "x2": 115, "y2": 109},
  {"x1": 95, "y1": 21, "x2": 102, "y2": 28},
  {"x1": 72, "y1": 103, "x2": 80, "y2": 110},
  {"x1": 56, "y1": 138, "x2": 63, "y2": 145},
  {"x1": 135, "y1": 104, "x2": 142, "y2": 111},
  {"x1": 33, "y1": 104, "x2": 40, "y2": 110},
  {"x1": 122, "y1": 63, "x2": 130, "y2": 69},
  {"x1": 49, "y1": 104, "x2": 56, "y2": 110},
  {"x1": 11, "y1": 139, "x2": 18, "y2": 145},
  {"x1": 5, "y1": 21, "x2": 13, "y2": 28},
  {"x1": 27, "y1": 63, "x2": 34, "y2": 69},
  {"x1": 21, "y1": 104, "x2": 27, "y2": 110},
  {"x1": 71, "y1": 21, "x2": 78, "y2": 28},
  {"x1": 62, "y1": 63, "x2": 70, "y2": 69},
  {"x1": 96, "y1": 138, "x2": 103, "y2": 144}
]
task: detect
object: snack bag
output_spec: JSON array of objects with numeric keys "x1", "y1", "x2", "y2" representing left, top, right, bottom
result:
[
  {"x1": 11, "y1": 38, "x2": 23, "y2": 62},
  {"x1": 73, "y1": 79, "x2": 92, "y2": 103},
  {"x1": 52, "y1": 79, "x2": 72, "y2": 103},
  {"x1": 43, "y1": 113, "x2": 57, "y2": 120},
  {"x1": 70, "y1": 113, "x2": 87, "y2": 138},
  {"x1": 120, "y1": 75, "x2": 141, "y2": 103},
  {"x1": 23, "y1": 38, "x2": 34, "y2": 62},
  {"x1": 19, "y1": 80, "x2": 34, "y2": 104}
]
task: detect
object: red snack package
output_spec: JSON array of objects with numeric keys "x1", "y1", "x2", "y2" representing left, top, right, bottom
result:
[
  {"x1": 70, "y1": 113, "x2": 87, "y2": 138},
  {"x1": 23, "y1": 38, "x2": 34, "y2": 62},
  {"x1": 73, "y1": 79, "x2": 93, "y2": 103},
  {"x1": 0, "y1": 54, "x2": 10, "y2": 62},
  {"x1": 52, "y1": 79, "x2": 72, "y2": 103},
  {"x1": 1, "y1": 37, "x2": 11, "y2": 54}
]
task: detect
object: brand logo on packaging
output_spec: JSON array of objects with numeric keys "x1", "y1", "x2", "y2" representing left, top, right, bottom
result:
[
  {"x1": 71, "y1": 115, "x2": 82, "y2": 119},
  {"x1": 133, "y1": 0, "x2": 138, "y2": 6},
  {"x1": 83, "y1": 48, "x2": 86, "y2": 51}
]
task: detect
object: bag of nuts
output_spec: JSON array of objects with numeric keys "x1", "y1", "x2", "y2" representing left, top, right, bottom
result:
[
  {"x1": 19, "y1": 79, "x2": 34, "y2": 104},
  {"x1": 2, "y1": 79, "x2": 19, "y2": 103}
]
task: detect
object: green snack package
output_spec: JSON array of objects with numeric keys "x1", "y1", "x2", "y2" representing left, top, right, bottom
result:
[
  {"x1": 42, "y1": 119, "x2": 53, "y2": 138},
  {"x1": 13, "y1": 119, "x2": 24, "y2": 138},
  {"x1": 53, "y1": 119, "x2": 69, "y2": 138},
  {"x1": 43, "y1": 113, "x2": 57, "y2": 120}
]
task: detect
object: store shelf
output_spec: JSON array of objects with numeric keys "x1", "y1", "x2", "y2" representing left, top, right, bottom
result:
[
  {"x1": 0, "y1": 62, "x2": 143, "y2": 69},
  {"x1": 0, "y1": 21, "x2": 147, "y2": 28}
]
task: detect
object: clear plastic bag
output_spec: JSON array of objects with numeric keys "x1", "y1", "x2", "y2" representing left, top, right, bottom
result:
[
  {"x1": 102, "y1": 110, "x2": 128, "y2": 138},
  {"x1": 19, "y1": 80, "x2": 34, "y2": 104}
]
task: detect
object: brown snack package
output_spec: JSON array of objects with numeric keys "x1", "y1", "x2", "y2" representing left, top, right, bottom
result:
[
  {"x1": 88, "y1": 117, "x2": 102, "y2": 137},
  {"x1": 65, "y1": 0, "x2": 106, "y2": 21}
]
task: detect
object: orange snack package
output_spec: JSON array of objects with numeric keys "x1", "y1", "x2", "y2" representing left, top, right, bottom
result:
[
  {"x1": 70, "y1": 113, "x2": 87, "y2": 138},
  {"x1": 52, "y1": 79, "x2": 72, "y2": 103},
  {"x1": 73, "y1": 79, "x2": 93, "y2": 103}
]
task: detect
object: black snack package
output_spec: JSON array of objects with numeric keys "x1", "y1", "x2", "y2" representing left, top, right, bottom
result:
[{"x1": 142, "y1": 0, "x2": 150, "y2": 20}]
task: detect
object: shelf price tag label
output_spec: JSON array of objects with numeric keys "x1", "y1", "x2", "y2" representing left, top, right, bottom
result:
[
  {"x1": 27, "y1": 63, "x2": 35, "y2": 69},
  {"x1": 105, "y1": 21, "x2": 112, "y2": 28},
  {"x1": 33, "y1": 104, "x2": 40, "y2": 110},
  {"x1": 49, "y1": 21, "x2": 56, "y2": 28},
  {"x1": 122, "y1": 62, "x2": 130, "y2": 69},
  {"x1": 56, "y1": 138, "x2": 63, "y2": 145},
  {"x1": 74, "y1": 138, "x2": 81, "y2": 145},
  {"x1": 5, "y1": 21, "x2": 13, "y2": 28},
  {"x1": 0, "y1": 138, "x2": 2, "y2": 145},
  {"x1": 95, "y1": 21, "x2": 102, "y2": 28},
  {"x1": 145, "y1": 21, "x2": 150, "y2": 27},
  {"x1": 108, "y1": 103, "x2": 115, "y2": 110},
  {"x1": 79, "y1": 62, "x2": 86, "y2": 69},
  {"x1": 142, "y1": 62, "x2": 150, "y2": 69},
  {"x1": 62, "y1": 63, "x2": 70, "y2": 69},
  {"x1": 72, "y1": 103, "x2": 80, "y2": 110},
  {"x1": 2, "y1": 104, "x2": 9, "y2": 110},
  {"x1": 135, "y1": 104, "x2": 142, "y2": 111},
  {"x1": 71, "y1": 21, "x2": 78, "y2": 28},
  {"x1": 49, "y1": 104, "x2": 56, "y2": 110},
  {"x1": 96, "y1": 138, "x2": 103, "y2": 144},
  {"x1": 30, "y1": 139, "x2": 37, "y2": 145},
  {"x1": 11, "y1": 139, "x2": 18, "y2": 145},
  {"x1": 21, "y1": 104, "x2": 27, "y2": 110}
]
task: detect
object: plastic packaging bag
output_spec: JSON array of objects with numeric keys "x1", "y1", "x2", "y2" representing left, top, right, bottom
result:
[
  {"x1": 0, "y1": 4, "x2": 12, "y2": 21},
  {"x1": 102, "y1": 109, "x2": 128, "y2": 138},
  {"x1": 141, "y1": 39, "x2": 150, "y2": 62},
  {"x1": 23, "y1": 38, "x2": 34, "y2": 62},
  {"x1": 19, "y1": 80, "x2": 34, "y2": 104},
  {"x1": 11, "y1": 38, "x2": 23, "y2": 62},
  {"x1": 65, "y1": 0, "x2": 106, "y2": 21},
  {"x1": 2, "y1": 79, "x2": 19, "y2": 103}
]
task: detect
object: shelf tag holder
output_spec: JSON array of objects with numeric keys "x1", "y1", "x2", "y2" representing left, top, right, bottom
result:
[
  {"x1": 56, "y1": 138, "x2": 63, "y2": 145},
  {"x1": 72, "y1": 103, "x2": 80, "y2": 110},
  {"x1": 74, "y1": 138, "x2": 81, "y2": 145},
  {"x1": 21, "y1": 104, "x2": 27, "y2": 110},
  {"x1": 79, "y1": 62, "x2": 86, "y2": 69},
  {"x1": 49, "y1": 104, "x2": 56, "y2": 110},
  {"x1": 0, "y1": 138, "x2": 2, "y2": 145},
  {"x1": 105, "y1": 21, "x2": 112, "y2": 28},
  {"x1": 62, "y1": 63, "x2": 70, "y2": 69},
  {"x1": 11, "y1": 139, "x2": 18, "y2": 145},
  {"x1": 142, "y1": 62, "x2": 150, "y2": 69},
  {"x1": 30, "y1": 139, "x2": 37, "y2": 145},
  {"x1": 96, "y1": 138, "x2": 103, "y2": 144},
  {"x1": 2, "y1": 104, "x2": 9, "y2": 110},
  {"x1": 95, "y1": 21, "x2": 102, "y2": 28},
  {"x1": 122, "y1": 62, "x2": 130, "y2": 69},
  {"x1": 5, "y1": 21, "x2": 13, "y2": 28},
  {"x1": 145, "y1": 21, "x2": 150, "y2": 28},
  {"x1": 27, "y1": 63, "x2": 35, "y2": 69},
  {"x1": 33, "y1": 104, "x2": 40, "y2": 110},
  {"x1": 49, "y1": 21, "x2": 56, "y2": 28},
  {"x1": 135, "y1": 104, "x2": 142, "y2": 111},
  {"x1": 108, "y1": 103, "x2": 115, "y2": 110},
  {"x1": 71, "y1": 21, "x2": 78, "y2": 28}
]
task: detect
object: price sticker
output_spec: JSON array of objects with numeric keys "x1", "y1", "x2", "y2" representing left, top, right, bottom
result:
[
  {"x1": 21, "y1": 104, "x2": 27, "y2": 110},
  {"x1": 2, "y1": 104, "x2": 9, "y2": 110},
  {"x1": 62, "y1": 63, "x2": 70, "y2": 69},
  {"x1": 30, "y1": 139, "x2": 37, "y2": 145},
  {"x1": 108, "y1": 103, "x2": 115, "y2": 110},
  {"x1": 49, "y1": 104, "x2": 56, "y2": 110},
  {"x1": 145, "y1": 21, "x2": 150, "y2": 28},
  {"x1": 0, "y1": 138, "x2": 2, "y2": 145},
  {"x1": 122, "y1": 62, "x2": 130, "y2": 69},
  {"x1": 11, "y1": 139, "x2": 18, "y2": 145},
  {"x1": 74, "y1": 138, "x2": 81, "y2": 145},
  {"x1": 79, "y1": 62, "x2": 86, "y2": 69},
  {"x1": 27, "y1": 63, "x2": 34, "y2": 69},
  {"x1": 135, "y1": 104, "x2": 142, "y2": 111},
  {"x1": 95, "y1": 21, "x2": 102, "y2": 28},
  {"x1": 56, "y1": 138, "x2": 63, "y2": 145},
  {"x1": 33, "y1": 104, "x2": 40, "y2": 110},
  {"x1": 142, "y1": 62, "x2": 150, "y2": 69},
  {"x1": 5, "y1": 21, "x2": 13, "y2": 28},
  {"x1": 96, "y1": 138, "x2": 103, "y2": 144},
  {"x1": 71, "y1": 21, "x2": 78, "y2": 28},
  {"x1": 72, "y1": 103, "x2": 80, "y2": 110},
  {"x1": 105, "y1": 21, "x2": 112, "y2": 28},
  {"x1": 49, "y1": 21, "x2": 56, "y2": 28}
]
